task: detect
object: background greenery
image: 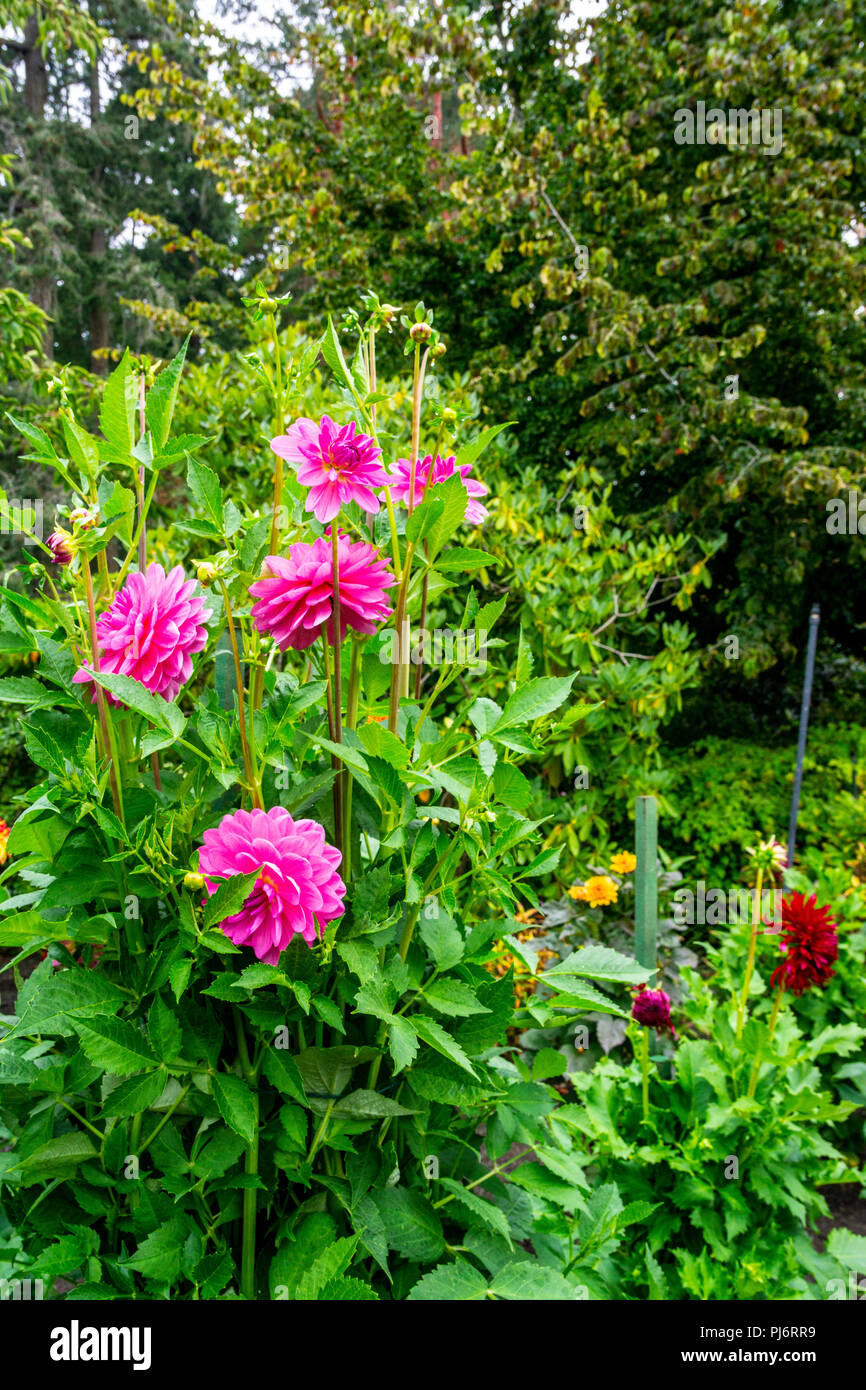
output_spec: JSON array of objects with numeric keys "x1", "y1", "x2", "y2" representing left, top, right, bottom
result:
[
  {"x1": 2, "y1": 0, "x2": 864, "y2": 887},
  {"x1": 0, "y1": 0, "x2": 864, "y2": 1305}
]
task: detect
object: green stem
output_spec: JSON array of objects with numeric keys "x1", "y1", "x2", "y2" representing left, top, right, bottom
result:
[
  {"x1": 388, "y1": 540, "x2": 417, "y2": 731},
  {"x1": 746, "y1": 981, "x2": 785, "y2": 1099},
  {"x1": 82, "y1": 554, "x2": 126, "y2": 828},
  {"x1": 343, "y1": 637, "x2": 362, "y2": 877},
  {"x1": 321, "y1": 632, "x2": 343, "y2": 849},
  {"x1": 233, "y1": 1007, "x2": 259, "y2": 1301},
  {"x1": 136, "y1": 373, "x2": 148, "y2": 573},
  {"x1": 218, "y1": 580, "x2": 259, "y2": 807},
  {"x1": 432, "y1": 1156, "x2": 526, "y2": 1208},
  {"x1": 129, "y1": 1110, "x2": 143, "y2": 1156},
  {"x1": 138, "y1": 1082, "x2": 190, "y2": 1156},
  {"x1": 114, "y1": 468, "x2": 159, "y2": 591},
  {"x1": 57, "y1": 1098, "x2": 104, "y2": 1143},
  {"x1": 736, "y1": 866, "x2": 764, "y2": 1040},
  {"x1": 640, "y1": 1028, "x2": 650, "y2": 1123},
  {"x1": 307, "y1": 1100, "x2": 334, "y2": 1163},
  {"x1": 267, "y1": 311, "x2": 285, "y2": 558},
  {"x1": 331, "y1": 538, "x2": 343, "y2": 742},
  {"x1": 414, "y1": 543, "x2": 430, "y2": 699},
  {"x1": 368, "y1": 325, "x2": 377, "y2": 435}
]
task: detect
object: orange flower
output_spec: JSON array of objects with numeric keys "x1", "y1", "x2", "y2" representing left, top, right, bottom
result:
[
  {"x1": 0, "y1": 819, "x2": 10, "y2": 866},
  {"x1": 567, "y1": 884, "x2": 589, "y2": 901},
  {"x1": 609, "y1": 851, "x2": 637, "y2": 875},
  {"x1": 584, "y1": 875, "x2": 618, "y2": 907}
]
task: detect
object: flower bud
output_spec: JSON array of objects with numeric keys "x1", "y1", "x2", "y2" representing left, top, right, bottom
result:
[
  {"x1": 409, "y1": 322, "x2": 433, "y2": 344},
  {"x1": 631, "y1": 985, "x2": 677, "y2": 1038},
  {"x1": 183, "y1": 871, "x2": 206, "y2": 891},
  {"x1": 46, "y1": 527, "x2": 75, "y2": 566},
  {"x1": 441, "y1": 407, "x2": 457, "y2": 422},
  {"x1": 196, "y1": 562, "x2": 220, "y2": 587},
  {"x1": 69, "y1": 508, "x2": 95, "y2": 531},
  {"x1": 431, "y1": 342, "x2": 446, "y2": 359}
]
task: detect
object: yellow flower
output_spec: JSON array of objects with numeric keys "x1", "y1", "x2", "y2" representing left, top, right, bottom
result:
[
  {"x1": 567, "y1": 884, "x2": 589, "y2": 901},
  {"x1": 609, "y1": 851, "x2": 637, "y2": 875},
  {"x1": 0, "y1": 819, "x2": 10, "y2": 867},
  {"x1": 584, "y1": 875, "x2": 618, "y2": 907}
]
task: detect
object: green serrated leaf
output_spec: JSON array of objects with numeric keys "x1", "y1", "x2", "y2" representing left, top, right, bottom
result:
[{"x1": 211, "y1": 1071, "x2": 257, "y2": 1144}]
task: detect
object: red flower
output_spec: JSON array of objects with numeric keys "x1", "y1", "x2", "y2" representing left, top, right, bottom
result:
[
  {"x1": 770, "y1": 892, "x2": 838, "y2": 995},
  {"x1": 631, "y1": 985, "x2": 676, "y2": 1038}
]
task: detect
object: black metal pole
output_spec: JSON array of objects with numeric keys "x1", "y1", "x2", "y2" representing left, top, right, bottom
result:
[{"x1": 787, "y1": 604, "x2": 821, "y2": 869}]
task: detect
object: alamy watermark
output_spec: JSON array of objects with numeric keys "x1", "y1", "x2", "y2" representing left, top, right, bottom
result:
[
  {"x1": 826, "y1": 491, "x2": 866, "y2": 535},
  {"x1": 672, "y1": 882, "x2": 782, "y2": 927},
  {"x1": 0, "y1": 1276, "x2": 44, "y2": 1300},
  {"x1": 379, "y1": 624, "x2": 488, "y2": 670},
  {"x1": 674, "y1": 102, "x2": 783, "y2": 156},
  {"x1": 0, "y1": 498, "x2": 44, "y2": 542},
  {"x1": 49, "y1": 1321, "x2": 151, "y2": 1371}
]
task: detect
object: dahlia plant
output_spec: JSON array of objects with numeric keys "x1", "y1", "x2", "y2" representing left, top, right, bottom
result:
[
  {"x1": 0, "y1": 293, "x2": 651, "y2": 1301},
  {"x1": 564, "y1": 841, "x2": 860, "y2": 1299}
]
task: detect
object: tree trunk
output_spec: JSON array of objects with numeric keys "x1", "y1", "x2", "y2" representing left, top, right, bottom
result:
[
  {"x1": 23, "y1": 13, "x2": 47, "y2": 115},
  {"x1": 89, "y1": 50, "x2": 108, "y2": 374},
  {"x1": 23, "y1": 12, "x2": 54, "y2": 357}
]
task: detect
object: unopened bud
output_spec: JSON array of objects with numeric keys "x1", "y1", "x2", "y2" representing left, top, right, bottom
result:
[
  {"x1": 196, "y1": 562, "x2": 219, "y2": 587},
  {"x1": 46, "y1": 527, "x2": 76, "y2": 565},
  {"x1": 183, "y1": 871, "x2": 206, "y2": 891},
  {"x1": 441, "y1": 407, "x2": 457, "y2": 422},
  {"x1": 431, "y1": 342, "x2": 446, "y2": 359},
  {"x1": 69, "y1": 508, "x2": 95, "y2": 531},
  {"x1": 409, "y1": 322, "x2": 433, "y2": 344}
]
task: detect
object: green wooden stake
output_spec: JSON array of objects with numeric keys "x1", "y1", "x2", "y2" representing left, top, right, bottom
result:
[
  {"x1": 635, "y1": 795, "x2": 658, "y2": 970},
  {"x1": 215, "y1": 629, "x2": 236, "y2": 711}
]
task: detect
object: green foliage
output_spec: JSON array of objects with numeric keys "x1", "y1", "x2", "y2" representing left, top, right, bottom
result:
[
  {"x1": 569, "y1": 927, "x2": 862, "y2": 1300},
  {"x1": 665, "y1": 727, "x2": 866, "y2": 882},
  {"x1": 0, "y1": 305, "x2": 655, "y2": 1300}
]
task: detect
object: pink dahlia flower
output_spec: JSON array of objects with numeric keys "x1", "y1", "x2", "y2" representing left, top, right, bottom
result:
[
  {"x1": 198, "y1": 806, "x2": 346, "y2": 961},
  {"x1": 250, "y1": 534, "x2": 395, "y2": 650},
  {"x1": 387, "y1": 453, "x2": 489, "y2": 524},
  {"x1": 270, "y1": 415, "x2": 389, "y2": 523},
  {"x1": 73, "y1": 563, "x2": 209, "y2": 703}
]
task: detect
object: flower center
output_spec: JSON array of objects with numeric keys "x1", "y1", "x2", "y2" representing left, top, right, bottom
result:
[{"x1": 326, "y1": 441, "x2": 361, "y2": 480}]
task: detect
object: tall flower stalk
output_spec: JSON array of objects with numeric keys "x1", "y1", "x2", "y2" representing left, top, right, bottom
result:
[
  {"x1": 735, "y1": 865, "x2": 764, "y2": 1040},
  {"x1": 81, "y1": 553, "x2": 123, "y2": 826},
  {"x1": 746, "y1": 981, "x2": 785, "y2": 1099},
  {"x1": 639, "y1": 1028, "x2": 651, "y2": 1123},
  {"x1": 218, "y1": 579, "x2": 259, "y2": 808}
]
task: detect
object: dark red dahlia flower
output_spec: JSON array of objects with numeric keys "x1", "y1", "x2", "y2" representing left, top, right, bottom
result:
[
  {"x1": 770, "y1": 892, "x2": 838, "y2": 995},
  {"x1": 631, "y1": 985, "x2": 676, "y2": 1038}
]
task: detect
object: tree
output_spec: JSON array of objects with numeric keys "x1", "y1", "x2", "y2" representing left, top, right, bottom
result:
[{"x1": 0, "y1": 0, "x2": 236, "y2": 370}]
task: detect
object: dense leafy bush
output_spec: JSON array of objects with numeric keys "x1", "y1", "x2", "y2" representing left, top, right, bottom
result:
[
  {"x1": 0, "y1": 300, "x2": 668, "y2": 1300},
  {"x1": 664, "y1": 728, "x2": 866, "y2": 882}
]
